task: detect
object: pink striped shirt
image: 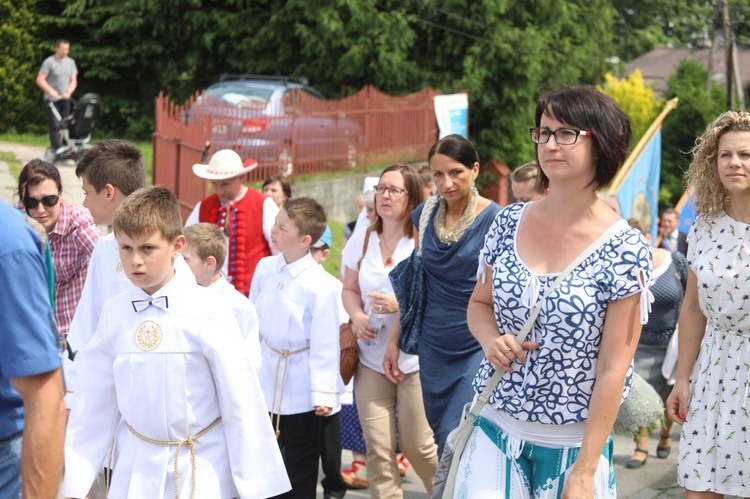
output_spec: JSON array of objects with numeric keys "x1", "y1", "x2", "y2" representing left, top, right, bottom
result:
[{"x1": 48, "y1": 202, "x2": 101, "y2": 335}]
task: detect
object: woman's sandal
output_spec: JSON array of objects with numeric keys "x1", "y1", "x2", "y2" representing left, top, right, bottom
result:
[
  {"x1": 341, "y1": 460, "x2": 368, "y2": 489},
  {"x1": 656, "y1": 432, "x2": 672, "y2": 459},
  {"x1": 397, "y1": 453, "x2": 411, "y2": 477},
  {"x1": 625, "y1": 448, "x2": 648, "y2": 469}
]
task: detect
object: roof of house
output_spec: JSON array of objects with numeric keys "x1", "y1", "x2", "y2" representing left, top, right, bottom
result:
[{"x1": 625, "y1": 46, "x2": 750, "y2": 94}]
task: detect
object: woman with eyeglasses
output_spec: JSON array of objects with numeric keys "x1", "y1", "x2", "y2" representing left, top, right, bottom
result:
[
  {"x1": 382, "y1": 134, "x2": 501, "y2": 457},
  {"x1": 455, "y1": 86, "x2": 652, "y2": 498},
  {"x1": 17, "y1": 159, "x2": 100, "y2": 336},
  {"x1": 341, "y1": 164, "x2": 438, "y2": 497}
]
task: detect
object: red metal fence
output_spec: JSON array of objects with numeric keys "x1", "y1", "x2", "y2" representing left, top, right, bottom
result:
[{"x1": 153, "y1": 85, "x2": 461, "y2": 219}]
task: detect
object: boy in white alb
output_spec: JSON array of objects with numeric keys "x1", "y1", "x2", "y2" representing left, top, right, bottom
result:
[
  {"x1": 182, "y1": 222, "x2": 262, "y2": 370},
  {"x1": 249, "y1": 198, "x2": 342, "y2": 498},
  {"x1": 63, "y1": 186, "x2": 290, "y2": 499}
]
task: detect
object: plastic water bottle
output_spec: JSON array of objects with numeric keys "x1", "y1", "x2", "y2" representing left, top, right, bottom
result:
[{"x1": 367, "y1": 288, "x2": 390, "y2": 346}]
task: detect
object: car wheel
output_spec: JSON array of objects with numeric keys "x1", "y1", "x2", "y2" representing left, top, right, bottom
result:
[
  {"x1": 44, "y1": 147, "x2": 56, "y2": 163},
  {"x1": 279, "y1": 145, "x2": 293, "y2": 177},
  {"x1": 347, "y1": 138, "x2": 358, "y2": 169}
]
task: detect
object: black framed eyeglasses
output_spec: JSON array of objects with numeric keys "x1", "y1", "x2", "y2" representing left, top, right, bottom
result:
[
  {"x1": 373, "y1": 185, "x2": 409, "y2": 198},
  {"x1": 23, "y1": 194, "x2": 60, "y2": 210},
  {"x1": 530, "y1": 127, "x2": 593, "y2": 145}
]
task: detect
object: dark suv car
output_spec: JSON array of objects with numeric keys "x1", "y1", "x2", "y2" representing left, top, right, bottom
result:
[{"x1": 190, "y1": 75, "x2": 362, "y2": 176}]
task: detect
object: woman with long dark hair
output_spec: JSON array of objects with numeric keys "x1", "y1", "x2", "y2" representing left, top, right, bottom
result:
[{"x1": 383, "y1": 135, "x2": 501, "y2": 455}]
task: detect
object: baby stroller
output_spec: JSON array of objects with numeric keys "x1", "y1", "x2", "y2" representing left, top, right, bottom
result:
[{"x1": 44, "y1": 93, "x2": 102, "y2": 163}]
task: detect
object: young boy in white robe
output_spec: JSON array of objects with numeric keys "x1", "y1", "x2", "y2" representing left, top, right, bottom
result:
[
  {"x1": 63, "y1": 186, "x2": 290, "y2": 499},
  {"x1": 249, "y1": 198, "x2": 342, "y2": 498},
  {"x1": 182, "y1": 222, "x2": 262, "y2": 370}
]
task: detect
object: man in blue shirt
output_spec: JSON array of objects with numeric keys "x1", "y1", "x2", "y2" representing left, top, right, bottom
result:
[{"x1": 0, "y1": 200, "x2": 65, "y2": 498}]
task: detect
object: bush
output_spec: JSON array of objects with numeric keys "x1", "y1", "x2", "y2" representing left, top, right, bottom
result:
[{"x1": 0, "y1": 0, "x2": 46, "y2": 134}]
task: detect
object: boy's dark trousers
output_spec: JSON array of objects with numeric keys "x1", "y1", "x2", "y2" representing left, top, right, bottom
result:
[
  {"x1": 269, "y1": 411, "x2": 321, "y2": 499},
  {"x1": 320, "y1": 412, "x2": 347, "y2": 498}
]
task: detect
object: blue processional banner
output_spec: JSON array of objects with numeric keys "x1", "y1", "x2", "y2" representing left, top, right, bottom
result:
[{"x1": 615, "y1": 129, "x2": 662, "y2": 241}]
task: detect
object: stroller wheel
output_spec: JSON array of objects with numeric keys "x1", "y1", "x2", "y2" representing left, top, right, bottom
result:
[{"x1": 44, "y1": 147, "x2": 56, "y2": 163}]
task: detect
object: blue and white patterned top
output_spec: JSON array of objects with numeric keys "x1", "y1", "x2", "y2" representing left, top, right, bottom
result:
[{"x1": 471, "y1": 203, "x2": 653, "y2": 425}]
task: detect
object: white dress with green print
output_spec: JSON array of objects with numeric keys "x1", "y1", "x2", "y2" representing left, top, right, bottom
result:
[{"x1": 678, "y1": 212, "x2": 750, "y2": 496}]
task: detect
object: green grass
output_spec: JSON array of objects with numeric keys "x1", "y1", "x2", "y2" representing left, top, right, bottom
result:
[
  {"x1": 0, "y1": 132, "x2": 49, "y2": 147},
  {"x1": 321, "y1": 219, "x2": 344, "y2": 278},
  {"x1": 0, "y1": 133, "x2": 153, "y2": 181},
  {"x1": 0, "y1": 151, "x2": 22, "y2": 179}
]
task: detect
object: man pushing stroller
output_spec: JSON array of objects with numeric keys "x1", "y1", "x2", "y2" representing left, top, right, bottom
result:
[{"x1": 37, "y1": 39, "x2": 78, "y2": 161}]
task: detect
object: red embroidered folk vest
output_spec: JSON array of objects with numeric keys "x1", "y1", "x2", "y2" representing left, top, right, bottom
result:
[{"x1": 199, "y1": 189, "x2": 271, "y2": 295}]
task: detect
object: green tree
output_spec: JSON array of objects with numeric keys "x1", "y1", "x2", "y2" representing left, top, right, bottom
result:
[
  {"x1": 612, "y1": 0, "x2": 714, "y2": 62},
  {"x1": 403, "y1": 0, "x2": 617, "y2": 168},
  {"x1": 29, "y1": 0, "x2": 688, "y2": 168},
  {"x1": 0, "y1": 0, "x2": 45, "y2": 133},
  {"x1": 660, "y1": 59, "x2": 726, "y2": 208}
]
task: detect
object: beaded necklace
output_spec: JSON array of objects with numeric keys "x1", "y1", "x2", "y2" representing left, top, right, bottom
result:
[{"x1": 434, "y1": 186, "x2": 478, "y2": 244}]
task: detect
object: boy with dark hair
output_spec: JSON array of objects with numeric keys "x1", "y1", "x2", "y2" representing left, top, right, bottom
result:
[
  {"x1": 76, "y1": 138, "x2": 147, "y2": 200},
  {"x1": 183, "y1": 222, "x2": 262, "y2": 369},
  {"x1": 250, "y1": 197, "x2": 342, "y2": 498},
  {"x1": 65, "y1": 139, "x2": 158, "y2": 408},
  {"x1": 63, "y1": 186, "x2": 290, "y2": 498}
]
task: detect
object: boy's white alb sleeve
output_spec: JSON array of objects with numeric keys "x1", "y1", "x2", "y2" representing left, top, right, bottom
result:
[
  {"x1": 201, "y1": 310, "x2": 291, "y2": 498},
  {"x1": 308, "y1": 271, "x2": 341, "y2": 410},
  {"x1": 64, "y1": 240, "x2": 107, "y2": 407},
  {"x1": 242, "y1": 302, "x2": 262, "y2": 370},
  {"x1": 62, "y1": 308, "x2": 120, "y2": 498}
]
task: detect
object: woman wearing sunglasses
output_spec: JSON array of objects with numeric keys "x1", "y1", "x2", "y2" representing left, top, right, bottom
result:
[{"x1": 17, "y1": 159, "x2": 100, "y2": 337}]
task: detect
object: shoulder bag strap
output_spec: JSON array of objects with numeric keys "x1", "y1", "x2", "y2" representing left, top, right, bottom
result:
[
  {"x1": 466, "y1": 218, "x2": 629, "y2": 419},
  {"x1": 356, "y1": 227, "x2": 373, "y2": 270},
  {"x1": 417, "y1": 196, "x2": 440, "y2": 257}
]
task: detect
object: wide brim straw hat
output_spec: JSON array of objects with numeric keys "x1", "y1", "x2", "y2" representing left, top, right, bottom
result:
[{"x1": 192, "y1": 149, "x2": 258, "y2": 180}]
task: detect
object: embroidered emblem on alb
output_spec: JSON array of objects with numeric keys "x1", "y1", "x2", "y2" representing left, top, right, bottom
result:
[{"x1": 135, "y1": 320, "x2": 162, "y2": 351}]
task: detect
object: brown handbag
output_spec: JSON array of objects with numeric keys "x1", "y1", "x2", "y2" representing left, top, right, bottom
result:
[
  {"x1": 339, "y1": 321, "x2": 358, "y2": 385},
  {"x1": 339, "y1": 227, "x2": 372, "y2": 384}
]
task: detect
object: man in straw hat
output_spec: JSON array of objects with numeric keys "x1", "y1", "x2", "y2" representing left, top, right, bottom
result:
[{"x1": 186, "y1": 149, "x2": 278, "y2": 295}]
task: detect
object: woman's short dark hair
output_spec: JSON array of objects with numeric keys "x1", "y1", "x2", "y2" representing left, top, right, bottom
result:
[
  {"x1": 262, "y1": 174, "x2": 292, "y2": 199},
  {"x1": 17, "y1": 159, "x2": 63, "y2": 200},
  {"x1": 427, "y1": 134, "x2": 480, "y2": 169},
  {"x1": 534, "y1": 86, "x2": 632, "y2": 191}
]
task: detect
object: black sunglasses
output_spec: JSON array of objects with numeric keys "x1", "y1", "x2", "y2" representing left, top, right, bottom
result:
[{"x1": 23, "y1": 194, "x2": 60, "y2": 210}]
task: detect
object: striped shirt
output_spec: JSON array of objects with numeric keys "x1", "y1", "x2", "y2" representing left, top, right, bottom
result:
[{"x1": 48, "y1": 202, "x2": 100, "y2": 335}]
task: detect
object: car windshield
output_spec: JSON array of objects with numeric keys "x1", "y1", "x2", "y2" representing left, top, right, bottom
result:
[{"x1": 205, "y1": 85, "x2": 273, "y2": 109}]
